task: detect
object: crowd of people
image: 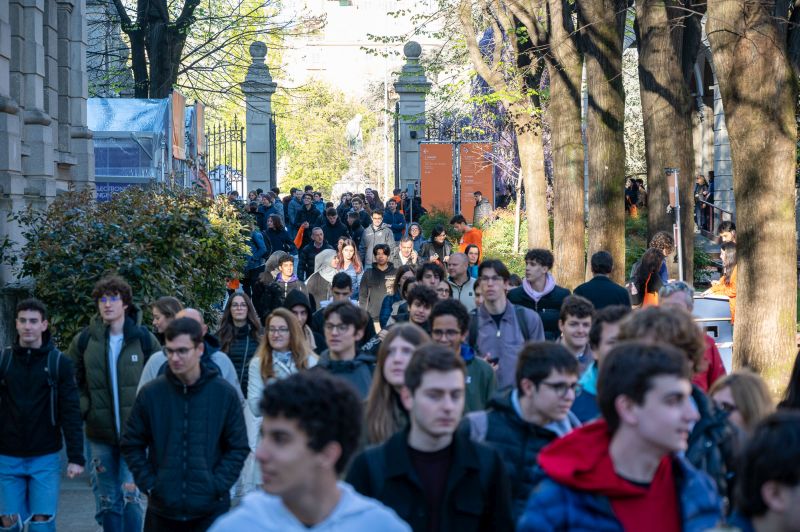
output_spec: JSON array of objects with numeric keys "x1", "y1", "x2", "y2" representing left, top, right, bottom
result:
[{"x1": 2, "y1": 184, "x2": 791, "y2": 532}]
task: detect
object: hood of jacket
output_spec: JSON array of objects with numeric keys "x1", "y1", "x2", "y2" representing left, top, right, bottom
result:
[
  {"x1": 537, "y1": 419, "x2": 656, "y2": 498},
  {"x1": 284, "y1": 289, "x2": 313, "y2": 316},
  {"x1": 315, "y1": 249, "x2": 338, "y2": 283},
  {"x1": 12, "y1": 337, "x2": 56, "y2": 361}
]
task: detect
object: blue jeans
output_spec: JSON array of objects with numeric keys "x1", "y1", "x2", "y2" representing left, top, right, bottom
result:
[
  {"x1": 86, "y1": 439, "x2": 143, "y2": 532},
  {"x1": 0, "y1": 452, "x2": 60, "y2": 532}
]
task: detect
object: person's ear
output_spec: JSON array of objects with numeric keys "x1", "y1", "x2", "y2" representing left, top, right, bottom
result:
[
  {"x1": 317, "y1": 441, "x2": 343, "y2": 472},
  {"x1": 354, "y1": 327, "x2": 365, "y2": 342},
  {"x1": 558, "y1": 320, "x2": 565, "y2": 333},
  {"x1": 519, "y1": 378, "x2": 535, "y2": 398},
  {"x1": 615, "y1": 395, "x2": 639, "y2": 427},
  {"x1": 400, "y1": 386, "x2": 414, "y2": 411},
  {"x1": 761, "y1": 480, "x2": 791, "y2": 513}
]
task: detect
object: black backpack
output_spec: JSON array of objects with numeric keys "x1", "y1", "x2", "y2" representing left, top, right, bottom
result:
[{"x1": 0, "y1": 346, "x2": 62, "y2": 426}]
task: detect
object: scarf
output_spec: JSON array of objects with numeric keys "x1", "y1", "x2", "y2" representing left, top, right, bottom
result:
[
  {"x1": 273, "y1": 351, "x2": 293, "y2": 367},
  {"x1": 522, "y1": 272, "x2": 556, "y2": 302}
]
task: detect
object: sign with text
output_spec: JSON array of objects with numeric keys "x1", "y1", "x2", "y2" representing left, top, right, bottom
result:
[
  {"x1": 458, "y1": 143, "x2": 494, "y2": 223},
  {"x1": 420, "y1": 143, "x2": 454, "y2": 213}
]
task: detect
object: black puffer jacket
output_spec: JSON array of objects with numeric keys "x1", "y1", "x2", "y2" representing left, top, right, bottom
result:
[
  {"x1": 314, "y1": 350, "x2": 376, "y2": 399},
  {"x1": 462, "y1": 389, "x2": 559, "y2": 519},
  {"x1": 0, "y1": 336, "x2": 84, "y2": 465},
  {"x1": 507, "y1": 285, "x2": 571, "y2": 341},
  {"x1": 219, "y1": 324, "x2": 260, "y2": 397},
  {"x1": 121, "y1": 365, "x2": 248, "y2": 520}
]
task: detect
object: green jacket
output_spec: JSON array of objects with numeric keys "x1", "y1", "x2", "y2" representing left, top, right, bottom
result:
[
  {"x1": 66, "y1": 310, "x2": 160, "y2": 445},
  {"x1": 462, "y1": 344, "x2": 497, "y2": 413}
]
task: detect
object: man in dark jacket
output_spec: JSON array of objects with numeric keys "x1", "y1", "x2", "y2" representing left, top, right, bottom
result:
[
  {"x1": 358, "y1": 209, "x2": 396, "y2": 267},
  {"x1": 508, "y1": 248, "x2": 571, "y2": 340},
  {"x1": 66, "y1": 275, "x2": 160, "y2": 531},
  {"x1": 315, "y1": 301, "x2": 375, "y2": 399},
  {"x1": 121, "y1": 318, "x2": 249, "y2": 531},
  {"x1": 321, "y1": 208, "x2": 349, "y2": 248},
  {"x1": 297, "y1": 227, "x2": 333, "y2": 281},
  {"x1": 311, "y1": 273, "x2": 376, "y2": 352},
  {"x1": 294, "y1": 193, "x2": 322, "y2": 248},
  {"x1": 573, "y1": 250, "x2": 631, "y2": 309},
  {"x1": 518, "y1": 342, "x2": 723, "y2": 531},
  {"x1": 463, "y1": 342, "x2": 580, "y2": 519},
  {"x1": 383, "y1": 198, "x2": 406, "y2": 242},
  {"x1": 0, "y1": 299, "x2": 85, "y2": 530},
  {"x1": 345, "y1": 211, "x2": 364, "y2": 249},
  {"x1": 270, "y1": 253, "x2": 311, "y2": 309},
  {"x1": 347, "y1": 344, "x2": 513, "y2": 532},
  {"x1": 359, "y1": 244, "x2": 397, "y2": 322}
]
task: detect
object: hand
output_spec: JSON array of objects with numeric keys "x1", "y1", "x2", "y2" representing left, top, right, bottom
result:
[
  {"x1": 66, "y1": 463, "x2": 84, "y2": 478},
  {"x1": 443, "y1": 255, "x2": 450, "y2": 263},
  {"x1": 302, "y1": 221, "x2": 309, "y2": 228},
  {"x1": 431, "y1": 253, "x2": 439, "y2": 261},
  {"x1": 411, "y1": 250, "x2": 418, "y2": 261},
  {"x1": 378, "y1": 329, "x2": 389, "y2": 340}
]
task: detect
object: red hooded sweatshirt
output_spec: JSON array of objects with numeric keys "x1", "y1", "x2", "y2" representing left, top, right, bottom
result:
[{"x1": 538, "y1": 419, "x2": 680, "y2": 532}]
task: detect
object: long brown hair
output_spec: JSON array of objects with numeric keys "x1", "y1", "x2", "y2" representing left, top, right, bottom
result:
[
  {"x1": 709, "y1": 370, "x2": 773, "y2": 432},
  {"x1": 216, "y1": 293, "x2": 262, "y2": 354},
  {"x1": 365, "y1": 323, "x2": 431, "y2": 444},
  {"x1": 336, "y1": 238, "x2": 363, "y2": 274},
  {"x1": 720, "y1": 241, "x2": 737, "y2": 286},
  {"x1": 255, "y1": 308, "x2": 313, "y2": 381}
]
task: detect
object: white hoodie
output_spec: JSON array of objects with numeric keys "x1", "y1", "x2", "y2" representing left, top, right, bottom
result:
[{"x1": 209, "y1": 482, "x2": 410, "y2": 532}]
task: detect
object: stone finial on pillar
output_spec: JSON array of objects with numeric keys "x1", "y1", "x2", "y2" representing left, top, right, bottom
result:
[
  {"x1": 394, "y1": 41, "x2": 431, "y2": 192},
  {"x1": 241, "y1": 41, "x2": 277, "y2": 192}
]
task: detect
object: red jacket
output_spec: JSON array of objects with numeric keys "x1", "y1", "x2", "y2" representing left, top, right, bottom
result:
[{"x1": 692, "y1": 335, "x2": 727, "y2": 393}]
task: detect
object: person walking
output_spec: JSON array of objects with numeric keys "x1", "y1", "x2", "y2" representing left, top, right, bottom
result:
[
  {"x1": 121, "y1": 318, "x2": 249, "y2": 531},
  {"x1": 0, "y1": 299, "x2": 85, "y2": 532},
  {"x1": 359, "y1": 244, "x2": 397, "y2": 324},
  {"x1": 215, "y1": 293, "x2": 262, "y2": 398},
  {"x1": 573, "y1": 251, "x2": 631, "y2": 310},
  {"x1": 472, "y1": 191, "x2": 493, "y2": 226},
  {"x1": 359, "y1": 209, "x2": 396, "y2": 267},
  {"x1": 507, "y1": 249, "x2": 571, "y2": 340}
]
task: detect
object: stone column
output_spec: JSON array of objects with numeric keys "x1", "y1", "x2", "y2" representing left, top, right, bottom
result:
[
  {"x1": 393, "y1": 41, "x2": 431, "y2": 192},
  {"x1": 67, "y1": 0, "x2": 92, "y2": 186},
  {"x1": 241, "y1": 41, "x2": 276, "y2": 192}
]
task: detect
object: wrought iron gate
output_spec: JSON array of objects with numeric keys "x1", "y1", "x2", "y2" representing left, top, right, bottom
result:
[{"x1": 204, "y1": 116, "x2": 245, "y2": 197}]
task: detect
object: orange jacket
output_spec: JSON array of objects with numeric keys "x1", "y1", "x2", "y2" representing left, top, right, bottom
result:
[
  {"x1": 707, "y1": 265, "x2": 737, "y2": 323},
  {"x1": 458, "y1": 227, "x2": 483, "y2": 256}
]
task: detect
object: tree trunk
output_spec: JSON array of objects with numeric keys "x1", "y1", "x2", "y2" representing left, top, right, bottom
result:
[
  {"x1": 129, "y1": 30, "x2": 149, "y2": 98},
  {"x1": 706, "y1": 0, "x2": 797, "y2": 392},
  {"x1": 579, "y1": 0, "x2": 627, "y2": 284},
  {"x1": 636, "y1": 1, "x2": 695, "y2": 282},
  {"x1": 547, "y1": 0, "x2": 585, "y2": 289},
  {"x1": 514, "y1": 107, "x2": 550, "y2": 250}
]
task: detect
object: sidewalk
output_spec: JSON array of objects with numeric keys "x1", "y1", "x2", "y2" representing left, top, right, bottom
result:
[{"x1": 56, "y1": 471, "x2": 97, "y2": 532}]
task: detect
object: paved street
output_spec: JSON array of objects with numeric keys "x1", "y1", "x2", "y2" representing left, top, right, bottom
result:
[{"x1": 56, "y1": 467, "x2": 97, "y2": 532}]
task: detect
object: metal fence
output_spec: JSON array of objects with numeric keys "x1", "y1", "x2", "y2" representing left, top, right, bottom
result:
[{"x1": 205, "y1": 116, "x2": 245, "y2": 197}]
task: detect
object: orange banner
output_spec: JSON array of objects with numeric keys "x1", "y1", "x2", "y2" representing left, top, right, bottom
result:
[
  {"x1": 459, "y1": 143, "x2": 494, "y2": 223},
  {"x1": 420, "y1": 143, "x2": 454, "y2": 213},
  {"x1": 172, "y1": 91, "x2": 186, "y2": 160}
]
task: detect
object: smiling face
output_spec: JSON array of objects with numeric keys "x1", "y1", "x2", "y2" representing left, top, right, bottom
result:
[
  {"x1": 279, "y1": 260, "x2": 294, "y2": 278},
  {"x1": 402, "y1": 369, "x2": 465, "y2": 439},
  {"x1": 383, "y1": 336, "x2": 415, "y2": 390},
  {"x1": 409, "y1": 225, "x2": 421, "y2": 238},
  {"x1": 559, "y1": 314, "x2": 592, "y2": 353},
  {"x1": 409, "y1": 300, "x2": 432, "y2": 326}
]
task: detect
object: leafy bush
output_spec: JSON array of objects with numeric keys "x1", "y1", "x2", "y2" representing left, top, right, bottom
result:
[
  {"x1": 418, "y1": 208, "x2": 460, "y2": 243},
  {"x1": 12, "y1": 185, "x2": 250, "y2": 345},
  {"x1": 481, "y1": 206, "x2": 527, "y2": 277}
]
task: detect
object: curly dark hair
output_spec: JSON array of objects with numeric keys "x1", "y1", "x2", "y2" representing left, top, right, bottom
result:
[
  {"x1": 524, "y1": 248, "x2": 554, "y2": 269},
  {"x1": 92, "y1": 275, "x2": 133, "y2": 309},
  {"x1": 649, "y1": 231, "x2": 675, "y2": 256},
  {"x1": 260, "y1": 371, "x2": 363, "y2": 474}
]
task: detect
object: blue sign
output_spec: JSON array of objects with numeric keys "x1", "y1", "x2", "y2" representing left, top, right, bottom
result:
[{"x1": 95, "y1": 181, "x2": 142, "y2": 202}]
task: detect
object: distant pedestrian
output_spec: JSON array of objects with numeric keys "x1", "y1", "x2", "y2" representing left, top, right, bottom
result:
[
  {"x1": 450, "y1": 214, "x2": 483, "y2": 256},
  {"x1": 472, "y1": 190, "x2": 493, "y2": 226},
  {"x1": 573, "y1": 251, "x2": 631, "y2": 309}
]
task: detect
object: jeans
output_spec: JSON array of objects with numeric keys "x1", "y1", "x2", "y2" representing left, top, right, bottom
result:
[
  {"x1": 0, "y1": 452, "x2": 60, "y2": 532},
  {"x1": 86, "y1": 439, "x2": 144, "y2": 532}
]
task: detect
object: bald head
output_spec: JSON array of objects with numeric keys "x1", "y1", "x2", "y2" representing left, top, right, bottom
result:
[
  {"x1": 176, "y1": 308, "x2": 207, "y2": 335},
  {"x1": 447, "y1": 252, "x2": 468, "y2": 282}
]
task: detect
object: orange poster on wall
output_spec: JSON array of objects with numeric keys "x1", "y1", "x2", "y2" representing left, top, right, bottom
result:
[
  {"x1": 459, "y1": 143, "x2": 494, "y2": 223},
  {"x1": 420, "y1": 143, "x2": 454, "y2": 213}
]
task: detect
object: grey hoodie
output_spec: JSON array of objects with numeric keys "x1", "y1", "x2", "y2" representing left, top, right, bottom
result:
[{"x1": 209, "y1": 481, "x2": 410, "y2": 531}]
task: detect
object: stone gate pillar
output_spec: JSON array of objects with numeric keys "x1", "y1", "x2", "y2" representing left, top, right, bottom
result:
[
  {"x1": 241, "y1": 41, "x2": 277, "y2": 193},
  {"x1": 394, "y1": 41, "x2": 431, "y2": 192}
]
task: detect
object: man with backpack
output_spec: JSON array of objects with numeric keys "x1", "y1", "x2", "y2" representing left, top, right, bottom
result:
[
  {"x1": 472, "y1": 260, "x2": 544, "y2": 389},
  {"x1": 0, "y1": 298, "x2": 84, "y2": 531},
  {"x1": 137, "y1": 308, "x2": 243, "y2": 402},
  {"x1": 66, "y1": 275, "x2": 160, "y2": 532}
]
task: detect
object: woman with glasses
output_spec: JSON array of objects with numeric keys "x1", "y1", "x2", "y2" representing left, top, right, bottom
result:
[
  {"x1": 216, "y1": 293, "x2": 262, "y2": 398},
  {"x1": 364, "y1": 324, "x2": 431, "y2": 444},
  {"x1": 436, "y1": 279, "x2": 453, "y2": 301},
  {"x1": 420, "y1": 224, "x2": 452, "y2": 266},
  {"x1": 709, "y1": 370, "x2": 773, "y2": 434},
  {"x1": 407, "y1": 222, "x2": 424, "y2": 253}
]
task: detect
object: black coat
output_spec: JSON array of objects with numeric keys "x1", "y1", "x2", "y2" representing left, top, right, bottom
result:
[
  {"x1": 314, "y1": 350, "x2": 376, "y2": 399},
  {"x1": 0, "y1": 339, "x2": 84, "y2": 465},
  {"x1": 322, "y1": 219, "x2": 350, "y2": 248},
  {"x1": 359, "y1": 264, "x2": 397, "y2": 321},
  {"x1": 507, "y1": 285, "x2": 571, "y2": 341},
  {"x1": 573, "y1": 275, "x2": 631, "y2": 310},
  {"x1": 462, "y1": 389, "x2": 559, "y2": 519},
  {"x1": 295, "y1": 206, "x2": 322, "y2": 246},
  {"x1": 263, "y1": 228, "x2": 295, "y2": 256},
  {"x1": 121, "y1": 365, "x2": 249, "y2": 520},
  {"x1": 346, "y1": 428, "x2": 513, "y2": 532},
  {"x1": 310, "y1": 306, "x2": 377, "y2": 352}
]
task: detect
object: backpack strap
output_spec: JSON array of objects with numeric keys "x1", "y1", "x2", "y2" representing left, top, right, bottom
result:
[
  {"x1": 0, "y1": 347, "x2": 12, "y2": 385},
  {"x1": 468, "y1": 311, "x2": 479, "y2": 354},
  {"x1": 514, "y1": 305, "x2": 530, "y2": 341},
  {"x1": 45, "y1": 349, "x2": 62, "y2": 426},
  {"x1": 139, "y1": 327, "x2": 154, "y2": 363}
]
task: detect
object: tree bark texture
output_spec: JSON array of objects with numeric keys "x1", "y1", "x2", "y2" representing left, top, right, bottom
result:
[
  {"x1": 636, "y1": 1, "x2": 695, "y2": 282},
  {"x1": 546, "y1": 0, "x2": 586, "y2": 289},
  {"x1": 706, "y1": 0, "x2": 797, "y2": 391},
  {"x1": 514, "y1": 107, "x2": 551, "y2": 250},
  {"x1": 579, "y1": 0, "x2": 627, "y2": 284}
]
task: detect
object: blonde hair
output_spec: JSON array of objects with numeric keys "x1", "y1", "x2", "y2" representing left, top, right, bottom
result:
[
  {"x1": 364, "y1": 323, "x2": 431, "y2": 444},
  {"x1": 256, "y1": 308, "x2": 313, "y2": 381},
  {"x1": 709, "y1": 370, "x2": 774, "y2": 432}
]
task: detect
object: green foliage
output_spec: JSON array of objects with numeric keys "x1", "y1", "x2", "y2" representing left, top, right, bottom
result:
[
  {"x1": 480, "y1": 206, "x2": 526, "y2": 277},
  {"x1": 274, "y1": 81, "x2": 376, "y2": 196},
  {"x1": 418, "y1": 208, "x2": 460, "y2": 242},
  {"x1": 13, "y1": 185, "x2": 250, "y2": 345}
]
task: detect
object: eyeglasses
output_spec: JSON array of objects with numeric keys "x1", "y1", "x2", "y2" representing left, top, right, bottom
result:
[
  {"x1": 431, "y1": 328, "x2": 461, "y2": 339},
  {"x1": 164, "y1": 346, "x2": 196, "y2": 358},
  {"x1": 436, "y1": 288, "x2": 451, "y2": 295},
  {"x1": 99, "y1": 295, "x2": 121, "y2": 304},
  {"x1": 324, "y1": 323, "x2": 351, "y2": 333},
  {"x1": 715, "y1": 401, "x2": 738, "y2": 414},
  {"x1": 268, "y1": 327, "x2": 290, "y2": 335},
  {"x1": 230, "y1": 303, "x2": 248, "y2": 309},
  {"x1": 539, "y1": 381, "x2": 578, "y2": 398}
]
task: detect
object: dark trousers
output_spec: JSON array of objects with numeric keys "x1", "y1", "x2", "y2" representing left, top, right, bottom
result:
[{"x1": 144, "y1": 508, "x2": 226, "y2": 532}]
